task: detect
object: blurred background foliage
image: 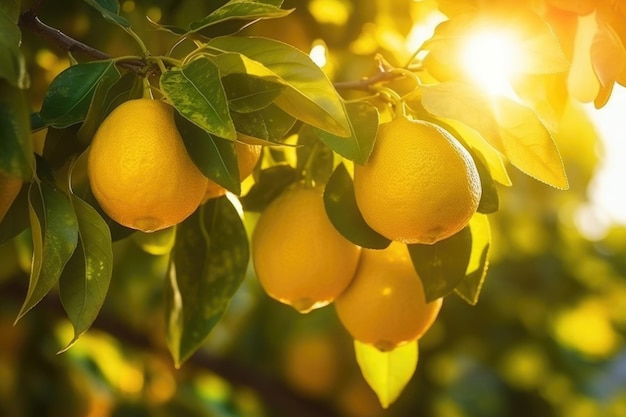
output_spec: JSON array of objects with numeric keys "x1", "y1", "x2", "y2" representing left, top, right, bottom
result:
[{"x1": 2, "y1": 0, "x2": 626, "y2": 416}]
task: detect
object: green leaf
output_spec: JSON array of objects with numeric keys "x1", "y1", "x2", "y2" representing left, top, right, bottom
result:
[
  {"x1": 40, "y1": 60, "x2": 119, "y2": 128},
  {"x1": 174, "y1": 113, "x2": 240, "y2": 194},
  {"x1": 455, "y1": 214, "x2": 490, "y2": 305},
  {"x1": 323, "y1": 163, "x2": 390, "y2": 249},
  {"x1": 296, "y1": 125, "x2": 334, "y2": 185},
  {"x1": 187, "y1": 0, "x2": 293, "y2": 34},
  {"x1": 408, "y1": 226, "x2": 472, "y2": 302},
  {"x1": 1, "y1": 0, "x2": 21, "y2": 21},
  {"x1": 17, "y1": 177, "x2": 79, "y2": 321},
  {"x1": 354, "y1": 340, "x2": 418, "y2": 409},
  {"x1": 161, "y1": 58, "x2": 236, "y2": 140},
  {"x1": 58, "y1": 195, "x2": 113, "y2": 351},
  {"x1": 231, "y1": 104, "x2": 295, "y2": 143},
  {"x1": 100, "y1": 71, "x2": 144, "y2": 119},
  {"x1": 0, "y1": 6, "x2": 28, "y2": 87},
  {"x1": 240, "y1": 164, "x2": 299, "y2": 212},
  {"x1": 0, "y1": 182, "x2": 29, "y2": 245},
  {"x1": 82, "y1": 0, "x2": 129, "y2": 27},
  {"x1": 76, "y1": 65, "x2": 121, "y2": 143},
  {"x1": 0, "y1": 80, "x2": 33, "y2": 179},
  {"x1": 314, "y1": 101, "x2": 379, "y2": 165},
  {"x1": 166, "y1": 197, "x2": 249, "y2": 367},
  {"x1": 420, "y1": 82, "x2": 568, "y2": 189},
  {"x1": 223, "y1": 73, "x2": 286, "y2": 113},
  {"x1": 208, "y1": 37, "x2": 350, "y2": 137}
]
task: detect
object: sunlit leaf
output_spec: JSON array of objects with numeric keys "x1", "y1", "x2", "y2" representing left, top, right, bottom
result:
[
  {"x1": 324, "y1": 163, "x2": 390, "y2": 249},
  {"x1": 161, "y1": 58, "x2": 236, "y2": 140},
  {"x1": 223, "y1": 73, "x2": 286, "y2": 113},
  {"x1": 174, "y1": 113, "x2": 240, "y2": 194},
  {"x1": 408, "y1": 226, "x2": 472, "y2": 302},
  {"x1": 187, "y1": 0, "x2": 293, "y2": 33},
  {"x1": 455, "y1": 214, "x2": 490, "y2": 305},
  {"x1": 314, "y1": 101, "x2": 379, "y2": 165},
  {"x1": 17, "y1": 175, "x2": 79, "y2": 321},
  {"x1": 208, "y1": 37, "x2": 350, "y2": 137},
  {"x1": 58, "y1": 195, "x2": 113, "y2": 351},
  {"x1": 40, "y1": 60, "x2": 119, "y2": 128},
  {"x1": 421, "y1": 82, "x2": 568, "y2": 189},
  {"x1": 166, "y1": 197, "x2": 249, "y2": 367},
  {"x1": 591, "y1": 22, "x2": 626, "y2": 88},
  {"x1": 0, "y1": 81, "x2": 33, "y2": 179},
  {"x1": 82, "y1": 0, "x2": 130, "y2": 27},
  {"x1": 354, "y1": 340, "x2": 418, "y2": 409}
]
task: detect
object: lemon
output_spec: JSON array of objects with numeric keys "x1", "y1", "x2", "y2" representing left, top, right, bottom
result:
[
  {"x1": 354, "y1": 115, "x2": 481, "y2": 244},
  {"x1": 334, "y1": 241, "x2": 443, "y2": 352},
  {"x1": 252, "y1": 184, "x2": 361, "y2": 313},
  {"x1": 88, "y1": 99, "x2": 208, "y2": 232},
  {"x1": 204, "y1": 141, "x2": 262, "y2": 201}
]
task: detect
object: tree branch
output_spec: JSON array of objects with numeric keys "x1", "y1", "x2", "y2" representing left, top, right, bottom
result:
[{"x1": 18, "y1": 9, "x2": 143, "y2": 71}]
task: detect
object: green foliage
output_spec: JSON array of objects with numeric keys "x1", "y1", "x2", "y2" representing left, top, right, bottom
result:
[{"x1": 2, "y1": 0, "x2": 626, "y2": 414}]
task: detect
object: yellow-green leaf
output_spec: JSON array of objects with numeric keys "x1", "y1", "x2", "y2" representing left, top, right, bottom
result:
[
  {"x1": 354, "y1": 340, "x2": 418, "y2": 409},
  {"x1": 455, "y1": 213, "x2": 491, "y2": 305},
  {"x1": 591, "y1": 22, "x2": 626, "y2": 88}
]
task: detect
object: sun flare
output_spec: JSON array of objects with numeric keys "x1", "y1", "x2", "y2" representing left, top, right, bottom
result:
[{"x1": 462, "y1": 30, "x2": 521, "y2": 97}]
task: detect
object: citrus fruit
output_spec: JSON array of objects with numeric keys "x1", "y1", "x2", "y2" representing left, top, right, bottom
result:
[
  {"x1": 204, "y1": 141, "x2": 262, "y2": 201},
  {"x1": 252, "y1": 184, "x2": 361, "y2": 313},
  {"x1": 353, "y1": 115, "x2": 481, "y2": 245},
  {"x1": 0, "y1": 172, "x2": 23, "y2": 224},
  {"x1": 334, "y1": 241, "x2": 443, "y2": 352},
  {"x1": 88, "y1": 99, "x2": 208, "y2": 232}
]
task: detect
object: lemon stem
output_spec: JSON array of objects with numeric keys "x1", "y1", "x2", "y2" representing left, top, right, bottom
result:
[{"x1": 375, "y1": 87, "x2": 404, "y2": 119}]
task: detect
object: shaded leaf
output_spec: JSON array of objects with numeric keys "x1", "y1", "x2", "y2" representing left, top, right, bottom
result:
[
  {"x1": 223, "y1": 73, "x2": 285, "y2": 113},
  {"x1": 314, "y1": 101, "x2": 379, "y2": 165},
  {"x1": 240, "y1": 164, "x2": 299, "y2": 212},
  {"x1": 40, "y1": 60, "x2": 119, "y2": 128},
  {"x1": 455, "y1": 214, "x2": 490, "y2": 305},
  {"x1": 82, "y1": 0, "x2": 129, "y2": 27},
  {"x1": 323, "y1": 163, "x2": 390, "y2": 249},
  {"x1": 296, "y1": 125, "x2": 334, "y2": 185},
  {"x1": 0, "y1": 6, "x2": 28, "y2": 88},
  {"x1": 408, "y1": 226, "x2": 472, "y2": 302},
  {"x1": 17, "y1": 176, "x2": 79, "y2": 320},
  {"x1": 188, "y1": 0, "x2": 293, "y2": 33},
  {"x1": 76, "y1": 65, "x2": 121, "y2": 143},
  {"x1": 41, "y1": 125, "x2": 83, "y2": 170},
  {"x1": 100, "y1": 71, "x2": 144, "y2": 119},
  {"x1": 231, "y1": 104, "x2": 296, "y2": 142},
  {"x1": 208, "y1": 37, "x2": 350, "y2": 136},
  {"x1": 354, "y1": 340, "x2": 418, "y2": 409},
  {"x1": 175, "y1": 113, "x2": 240, "y2": 194},
  {"x1": 166, "y1": 197, "x2": 249, "y2": 367},
  {"x1": 0, "y1": 182, "x2": 29, "y2": 245},
  {"x1": 161, "y1": 58, "x2": 236, "y2": 140},
  {"x1": 0, "y1": 80, "x2": 33, "y2": 179},
  {"x1": 58, "y1": 194, "x2": 113, "y2": 351}
]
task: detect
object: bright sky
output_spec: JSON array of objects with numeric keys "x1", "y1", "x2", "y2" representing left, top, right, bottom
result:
[{"x1": 579, "y1": 86, "x2": 626, "y2": 237}]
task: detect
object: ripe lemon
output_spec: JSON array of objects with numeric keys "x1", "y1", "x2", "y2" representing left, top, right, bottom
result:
[
  {"x1": 353, "y1": 115, "x2": 481, "y2": 245},
  {"x1": 334, "y1": 241, "x2": 443, "y2": 352},
  {"x1": 0, "y1": 172, "x2": 22, "y2": 224},
  {"x1": 252, "y1": 184, "x2": 361, "y2": 313},
  {"x1": 204, "y1": 141, "x2": 262, "y2": 201},
  {"x1": 88, "y1": 99, "x2": 208, "y2": 232}
]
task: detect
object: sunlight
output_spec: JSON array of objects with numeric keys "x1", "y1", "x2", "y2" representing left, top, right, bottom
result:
[{"x1": 461, "y1": 30, "x2": 521, "y2": 97}]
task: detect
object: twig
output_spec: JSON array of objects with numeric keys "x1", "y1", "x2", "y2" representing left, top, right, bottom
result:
[{"x1": 18, "y1": 9, "x2": 144, "y2": 71}]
